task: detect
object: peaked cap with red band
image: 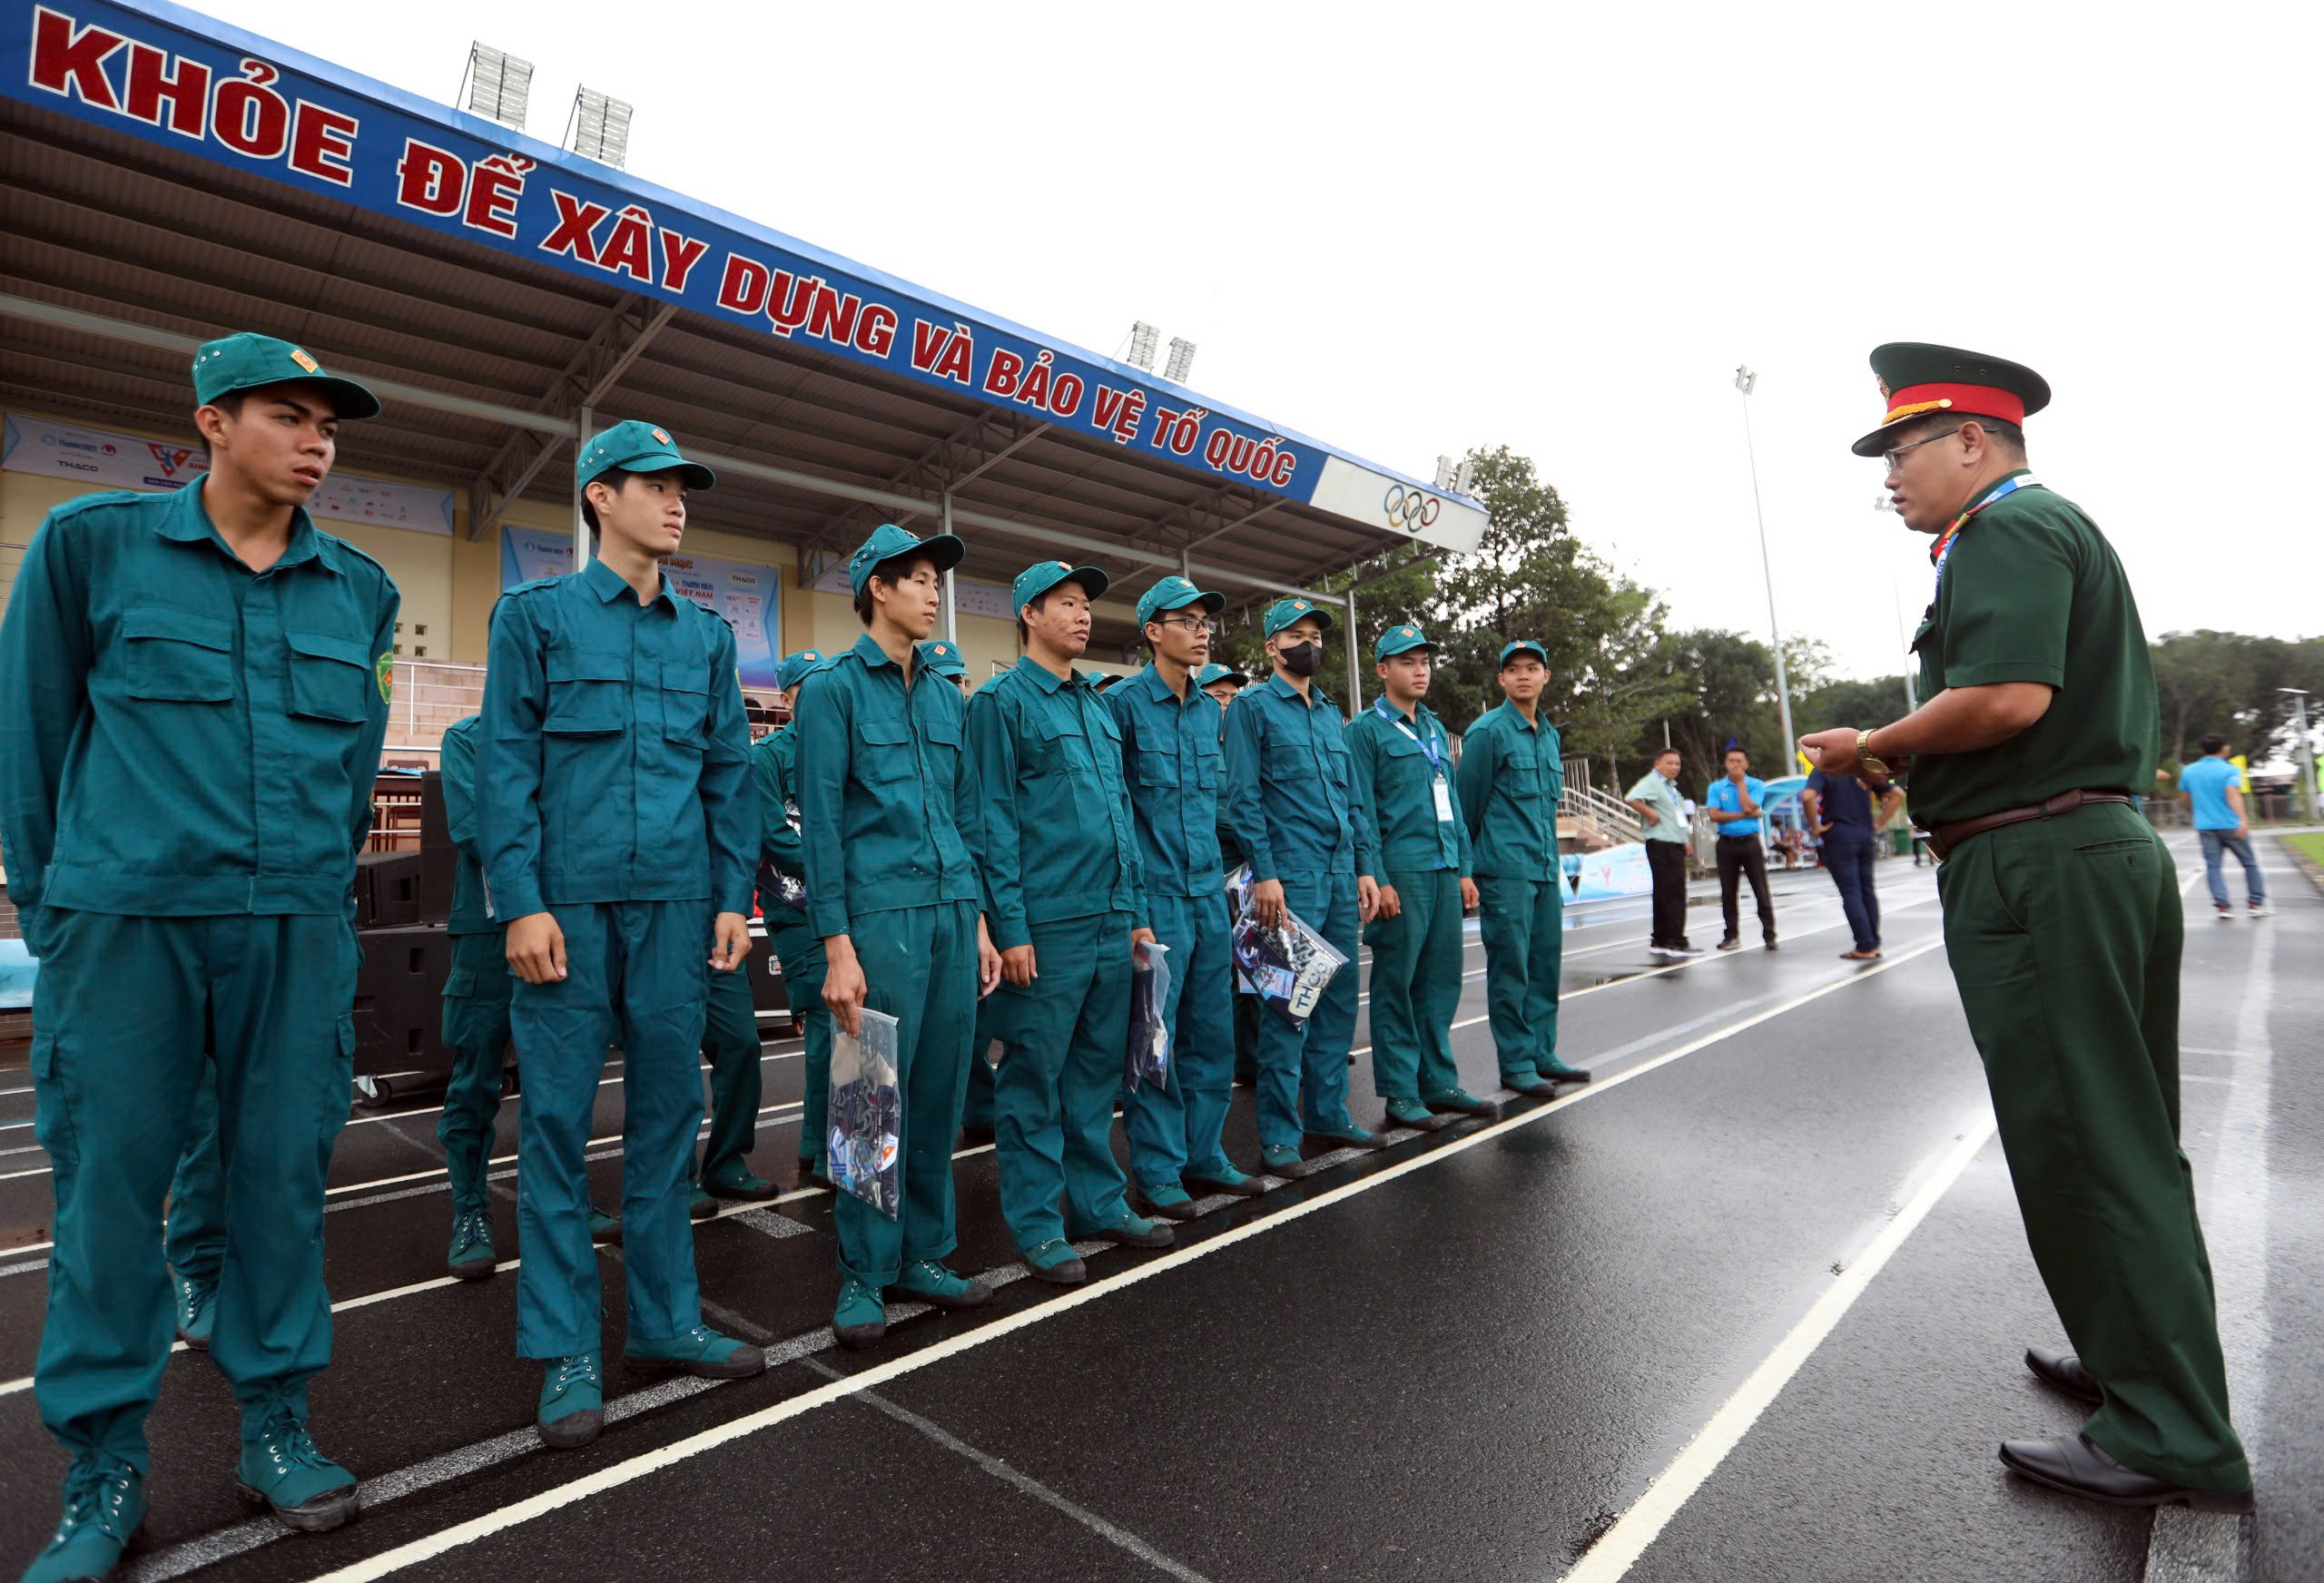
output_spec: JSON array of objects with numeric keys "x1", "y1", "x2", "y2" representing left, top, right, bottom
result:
[{"x1": 1851, "y1": 342, "x2": 2052, "y2": 457}]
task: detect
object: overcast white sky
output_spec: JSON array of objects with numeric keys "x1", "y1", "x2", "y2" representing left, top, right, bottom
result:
[{"x1": 205, "y1": 0, "x2": 2323, "y2": 681}]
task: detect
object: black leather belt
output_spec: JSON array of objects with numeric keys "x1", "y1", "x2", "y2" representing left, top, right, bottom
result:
[{"x1": 1925, "y1": 789, "x2": 2136, "y2": 862}]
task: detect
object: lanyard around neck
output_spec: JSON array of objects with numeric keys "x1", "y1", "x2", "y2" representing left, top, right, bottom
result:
[
  {"x1": 1931, "y1": 473, "x2": 2040, "y2": 593},
  {"x1": 1374, "y1": 697, "x2": 1442, "y2": 774}
]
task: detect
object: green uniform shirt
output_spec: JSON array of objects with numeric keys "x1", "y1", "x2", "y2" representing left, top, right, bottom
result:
[
  {"x1": 1907, "y1": 476, "x2": 2157, "y2": 823},
  {"x1": 1222, "y1": 674, "x2": 1375, "y2": 881},
  {"x1": 1104, "y1": 663, "x2": 1225, "y2": 898},
  {"x1": 1346, "y1": 697, "x2": 1471, "y2": 875},
  {"x1": 438, "y1": 713, "x2": 497, "y2": 936},
  {"x1": 795, "y1": 633, "x2": 983, "y2": 939},
  {"x1": 750, "y1": 723, "x2": 807, "y2": 929},
  {"x1": 965, "y1": 655, "x2": 1146, "y2": 949},
  {"x1": 1624, "y1": 770, "x2": 1690, "y2": 843},
  {"x1": 0, "y1": 484, "x2": 398, "y2": 933},
  {"x1": 479, "y1": 556, "x2": 755, "y2": 921},
  {"x1": 1455, "y1": 702, "x2": 1564, "y2": 880}
]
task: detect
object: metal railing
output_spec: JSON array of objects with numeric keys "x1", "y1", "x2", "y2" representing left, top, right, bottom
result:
[{"x1": 1560, "y1": 756, "x2": 1643, "y2": 845}]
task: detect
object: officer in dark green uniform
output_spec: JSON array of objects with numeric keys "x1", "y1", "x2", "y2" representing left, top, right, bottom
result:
[
  {"x1": 1458, "y1": 641, "x2": 1590, "y2": 1098},
  {"x1": 968, "y1": 562, "x2": 1170, "y2": 1281},
  {"x1": 482, "y1": 420, "x2": 765, "y2": 1450},
  {"x1": 1344, "y1": 626, "x2": 1492, "y2": 1130},
  {"x1": 798, "y1": 525, "x2": 1001, "y2": 1346},
  {"x1": 750, "y1": 648, "x2": 832, "y2": 1190},
  {"x1": 1221, "y1": 598, "x2": 1385, "y2": 1175},
  {"x1": 1, "y1": 334, "x2": 397, "y2": 1576},
  {"x1": 1800, "y1": 344, "x2": 2250, "y2": 1511}
]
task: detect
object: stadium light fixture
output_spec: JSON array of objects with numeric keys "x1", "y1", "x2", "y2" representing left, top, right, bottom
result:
[
  {"x1": 1433, "y1": 455, "x2": 1457, "y2": 490},
  {"x1": 459, "y1": 44, "x2": 533, "y2": 132},
  {"x1": 1454, "y1": 458, "x2": 1476, "y2": 496},
  {"x1": 1164, "y1": 337, "x2": 1197, "y2": 383},
  {"x1": 1127, "y1": 321, "x2": 1159, "y2": 371},
  {"x1": 565, "y1": 86, "x2": 635, "y2": 168}
]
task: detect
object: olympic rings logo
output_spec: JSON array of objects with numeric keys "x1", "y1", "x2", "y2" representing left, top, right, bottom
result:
[{"x1": 1382, "y1": 486, "x2": 1442, "y2": 531}]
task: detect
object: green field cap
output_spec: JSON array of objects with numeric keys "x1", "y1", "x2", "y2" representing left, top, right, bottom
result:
[
  {"x1": 919, "y1": 640, "x2": 967, "y2": 677},
  {"x1": 1014, "y1": 559, "x2": 1109, "y2": 611},
  {"x1": 1195, "y1": 663, "x2": 1248, "y2": 688},
  {"x1": 1137, "y1": 575, "x2": 1225, "y2": 627},
  {"x1": 849, "y1": 522, "x2": 965, "y2": 599},
  {"x1": 776, "y1": 649, "x2": 827, "y2": 690},
  {"x1": 192, "y1": 332, "x2": 380, "y2": 420},
  {"x1": 1374, "y1": 624, "x2": 1436, "y2": 661},
  {"x1": 1498, "y1": 639, "x2": 1549, "y2": 667},
  {"x1": 1263, "y1": 596, "x2": 1334, "y2": 638},
  {"x1": 576, "y1": 419, "x2": 715, "y2": 491}
]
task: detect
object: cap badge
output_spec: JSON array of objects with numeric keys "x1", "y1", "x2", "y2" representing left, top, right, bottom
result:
[
  {"x1": 289, "y1": 348, "x2": 320, "y2": 374},
  {"x1": 652, "y1": 428, "x2": 671, "y2": 444}
]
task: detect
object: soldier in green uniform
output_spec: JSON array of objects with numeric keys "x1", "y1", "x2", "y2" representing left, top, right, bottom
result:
[
  {"x1": 798, "y1": 525, "x2": 1001, "y2": 1346},
  {"x1": 166, "y1": 1070, "x2": 224, "y2": 1348},
  {"x1": 1221, "y1": 599, "x2": 1386, "y2": 1175},
  {"x1": 1347, "y1": 626, "x2": 1499, "y2": 1129},
  {"x1": 750, "y1": 649, "x2": 833, "y2": 1190},
  {"x1": 1800, "y1": 343, "x2": 2250, "y2": 1511},
  {"x1": 435, "y1": 710, "x2": 623, "y2": 1263},
  {"x1": 913, "y1": 640, "x2": 1001, "y2": 1148},
  {"x1": 1, "y1": 334, "x2": 398, "y2": 1576},
  {"x1": 1196, "y1": 663, "x2": 1261, "y2": 1086},
  {"x1": 968, "y1": 562, "x2": 1171, "y2": 1282},
  {"x1": 482, "y1": 421, "x2": 765, "y2": 1451},
  {"x1": 1108, "y1": 579, "x2": 1265, "y2": 1212},
  {"x1": 438, "y1": 712, "x2": 516, "y2": 1275},
  {"x1": 1458, "y1": 641, "x2": 1590, "y2": 1098}
]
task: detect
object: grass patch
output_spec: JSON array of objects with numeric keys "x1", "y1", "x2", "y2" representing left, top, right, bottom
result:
[{"x1": 2282, "y1": 831, "x2": 2324, "y2": 868}]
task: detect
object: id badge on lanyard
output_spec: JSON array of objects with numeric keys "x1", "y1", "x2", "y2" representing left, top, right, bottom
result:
[{"x1": 1377, "y1": 700, "x2": 1453, "y2": 823}]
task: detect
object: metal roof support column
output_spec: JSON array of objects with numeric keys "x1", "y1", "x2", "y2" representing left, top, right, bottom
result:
[
  {"x1": 940, "y1": 493, "x2": 959, "y2": 644},
  {"x1": 1343, "y1": 588, "x2": 1362, "y2": 722},
  {"x1": 574, "y1": 405, "x2": 592, "y2": 566}
]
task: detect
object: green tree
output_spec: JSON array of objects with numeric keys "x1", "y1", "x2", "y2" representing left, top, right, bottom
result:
[{"x1": 1797, "y1": 675, "x2": 1915, "y2": 737}]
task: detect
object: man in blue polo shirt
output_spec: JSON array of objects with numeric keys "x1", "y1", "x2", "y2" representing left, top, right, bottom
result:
[
  {"x1": 2179, "y1": 736, "x2": 2270, "y2": 920},
  {"x1": 1704, "y1": 745, "x2": 1777, "y2": 951}
]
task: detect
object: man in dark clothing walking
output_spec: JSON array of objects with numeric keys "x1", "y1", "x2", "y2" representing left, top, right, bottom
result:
[{"x1": 1802, "y1": 764, "x2": 1901, "y2": 959}]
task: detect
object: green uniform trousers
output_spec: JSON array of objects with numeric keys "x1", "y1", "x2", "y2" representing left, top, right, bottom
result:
[
  {"x1": 990, "y1": 912, "x2": 1136, "y2": 1249},
  {"x1": 512, "y1": 900, "x2": 708, "y2": 1359},
  {"x1": 438, "y1": 930, "x2": 512, "y2": 1214},
  {"x1": 1121, "y1": 891, "x2": 1236, "y2": 1187},
  {"x1": 165, "y1": 1057, "x2": 225, "y2": 1284},
  {"x1": 1233, "y1": 990, "x2": 1260, "y2": 1081},
  {"x1": 696, "y1": 960, "x2": 763, "y2": 1186},
  {"x1": 1365, "y1": 869, "x2": 1466, "y2": 1101},
  {"x1": 1478, "y1": 873, "x2": 1563, "y2": 1080},
  {"x1": 1938, "y1": 803, "x2": 2247, "y2": 1490},
  {"x1": 961, "y1": 998, "x2": 999, "y2": 1131},
  {"x1": 838, "y1": 900, "x2": 979, "y2": 1286},
  {"x1": 1255, "y1": 870, "x2": 1361, "y2": 1147},
  {"x1": 768, "y1": 922, "x2": 830, "y2": 1168},
  {"x1": 31, "y1": 910, "x2": 356, "y2": 1467}
]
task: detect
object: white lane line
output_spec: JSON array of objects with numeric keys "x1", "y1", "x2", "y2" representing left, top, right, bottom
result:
[
  {"x1": 1561, "y1": 1109, "x2": 1997, "y2": 1583},
  {"x1": 2143, "y1": 915, "x2": 2276, "y2": 1583},
  {"x1": 300, "y1": 939, "x2": 1950, "y2": 1583},
  {"x1": 805, "y1": 1357, "x2": 1216, "y2": 1583}
]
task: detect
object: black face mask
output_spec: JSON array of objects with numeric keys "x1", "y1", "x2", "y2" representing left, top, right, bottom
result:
[{"x1": 1279, "y1": 641, "x2": 1324, "y2": 677}]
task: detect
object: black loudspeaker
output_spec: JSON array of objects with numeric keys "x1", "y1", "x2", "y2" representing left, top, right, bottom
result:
[
  {"x1": 355, "y1": 850, "x2": 425, "y2": 928},
  {"x1": 351, "y1": 922, "x2": 453, "y2": 1077},
  {"x1": 416, "y1": 771, "x2": 455, "y2": 924}
]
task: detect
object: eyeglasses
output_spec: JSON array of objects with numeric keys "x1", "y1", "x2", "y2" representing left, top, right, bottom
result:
[
  {"x1": 1157, "y1": 615, "x2": 1218, "y2": 635},
  {"x1": 1881, "y1": 427, "x2": 1965, "y2": 472}
]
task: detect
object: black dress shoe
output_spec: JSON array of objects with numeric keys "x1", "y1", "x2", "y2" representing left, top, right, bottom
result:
[
  {"x1": 1998, "y1": 1434, "x2": 2253, "y2": 1512},
  {"x1": 2024, "y1": 1345, "x2": 2102, "y2": 1405}
]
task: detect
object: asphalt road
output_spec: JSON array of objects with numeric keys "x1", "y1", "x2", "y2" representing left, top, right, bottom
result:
[{"x1": 0, "y1": 836, "x2": 2313, "y2": 1582}]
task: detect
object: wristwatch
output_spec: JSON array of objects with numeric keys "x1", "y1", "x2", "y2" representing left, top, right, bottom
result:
[{"x1": 1855, "y1": 729, "x2": 1892, "y2": 778}]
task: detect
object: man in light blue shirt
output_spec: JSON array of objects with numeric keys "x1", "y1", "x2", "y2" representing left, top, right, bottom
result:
[
  {"x1": 1625, "y1": 748, "x2": 1699, "y2": 957},
  {"x1": 1703, "y1": 745, "x2": 1777, "y2": 950},
  {"x1": 2179, "y1": 735, "x2": 2269, "y2": 919}
]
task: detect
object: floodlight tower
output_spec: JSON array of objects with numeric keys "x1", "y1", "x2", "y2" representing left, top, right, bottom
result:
[
  {"x1": 565, "y1": 87, "x2": 634, "y2": 168},
  {"x1": 1735, "y1": 366, "x2": 1795, "y2": 760}
]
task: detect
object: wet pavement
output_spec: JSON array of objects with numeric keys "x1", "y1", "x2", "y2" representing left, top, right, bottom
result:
[{"x1": 0, "y1": 838, "x2": 2314, "y2": 1582}]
